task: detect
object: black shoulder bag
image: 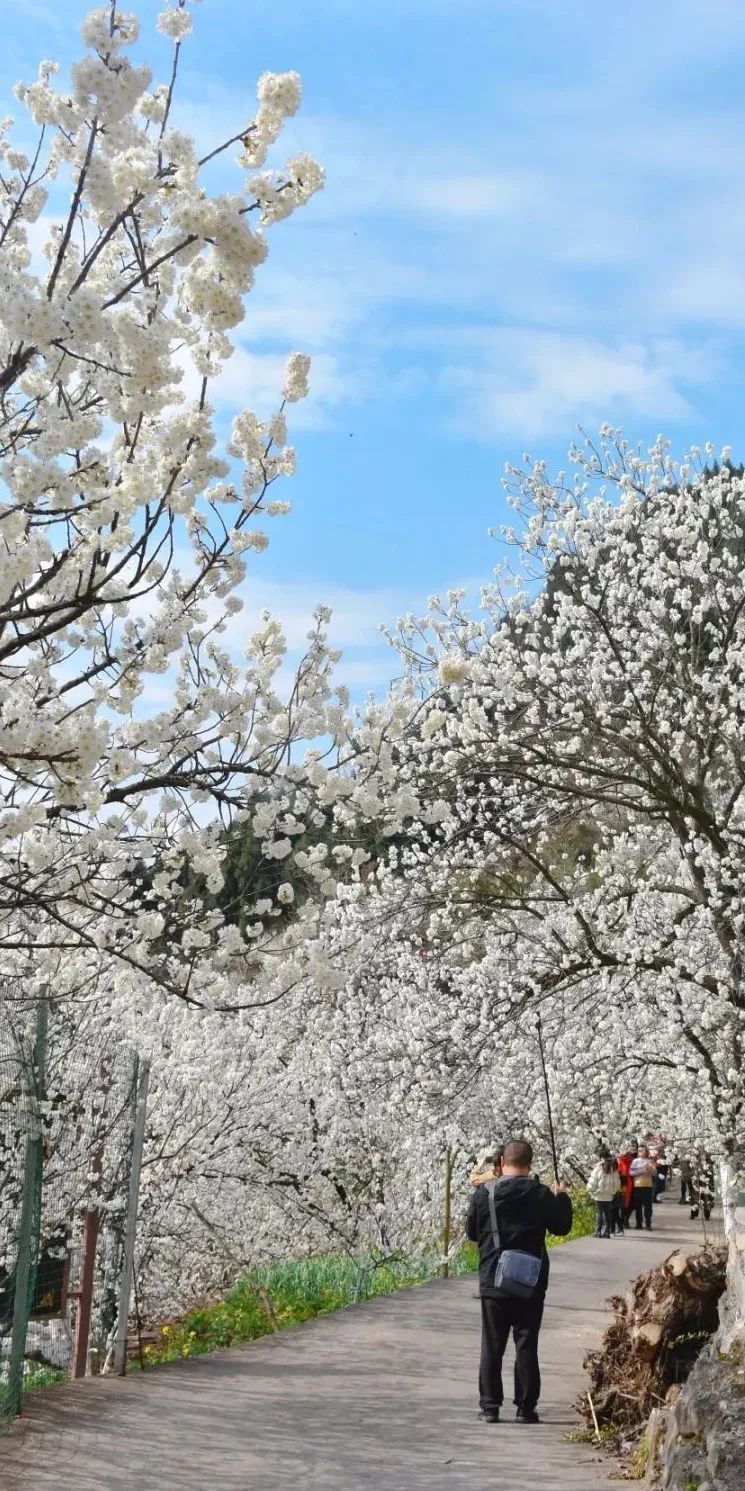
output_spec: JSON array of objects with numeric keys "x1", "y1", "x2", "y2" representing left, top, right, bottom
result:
[{"x1": 485, "y1": 1181, "x2": 542, "y2": 1300}]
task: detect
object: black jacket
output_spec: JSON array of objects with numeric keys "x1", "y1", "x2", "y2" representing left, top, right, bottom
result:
[{"x1": 465, "y1": 1175, "x2": 573, "y2": 1298}]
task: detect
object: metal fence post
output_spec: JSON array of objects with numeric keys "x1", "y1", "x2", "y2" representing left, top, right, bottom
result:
[
  {"x1": 113, "y1": 1057, "x2": 149, "y2": 1376},
  {"x1": 6, "y1": 995, "x2": 48, "y2": 1420}
]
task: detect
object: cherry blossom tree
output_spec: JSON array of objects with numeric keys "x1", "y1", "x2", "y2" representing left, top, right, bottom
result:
[
  {"x1": 0, "y1": 4, "x2": 445, "y2": 1335},
  {"x1": 329, "y1": 435, "x2": 745, "y2": 1176},
  {"x1": 74, "y1": 420, "x2": 743, "y2": 1320},
  {"x1": 0, "y1": 1, "x2": 384, "y2": 1007},
  {"x1": 3, "y1": 8, "x2": 738, "y2": 1327}
]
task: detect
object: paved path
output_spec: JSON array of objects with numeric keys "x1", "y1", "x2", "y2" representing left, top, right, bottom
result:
[{"x1": 2, "y1": 1204, "x2": 703, "y2": 1491}]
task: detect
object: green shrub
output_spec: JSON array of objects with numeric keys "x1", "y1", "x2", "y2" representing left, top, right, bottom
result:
[
  {"x1": 142, "y1": 1186, "x2": 594, "y2": 1368},
  {"x1": 554, "y1": 1187, "x2": 595, "y2": 1244}
]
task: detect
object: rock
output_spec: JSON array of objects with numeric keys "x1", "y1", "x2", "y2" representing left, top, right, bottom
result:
[
  {"x1": 707, "y1": 1418, "x2": 745, "y2": 1489},
  {"x1": 661, "y1": 1436, "x2": 707, "y2": 1491},
  {"x1": 656, "y1": 1347, "x2": 745, "y2": 1490},
  {"x1": 673, "y1": 1382, "x2": 708, "y2": 1437},
  {"x1": 644, "y1": 1406, "x2": 672, "y2": 1485}
]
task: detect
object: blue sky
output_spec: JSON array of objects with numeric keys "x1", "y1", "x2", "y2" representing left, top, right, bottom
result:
[{"x1": 5, "y1": 0, "x2": 745, "y2": 693}]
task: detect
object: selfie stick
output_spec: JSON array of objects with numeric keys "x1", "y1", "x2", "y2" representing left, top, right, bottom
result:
[{"x1": 536, "y1": 1014, "x2": 560, "y2": 1184}]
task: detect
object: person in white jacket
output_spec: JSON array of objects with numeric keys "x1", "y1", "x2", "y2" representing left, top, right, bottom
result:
[{"x1": 587, "y1": 1156, "x2": 620, "y2": 1238}]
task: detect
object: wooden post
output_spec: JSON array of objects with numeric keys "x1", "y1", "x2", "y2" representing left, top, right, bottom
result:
[
  {"x1": 71, "y1": 1152, "x2": 102, "y2": 1379},
  {"x1": 441, "y1": 1145, "x2": 454, "y2": 1278}
]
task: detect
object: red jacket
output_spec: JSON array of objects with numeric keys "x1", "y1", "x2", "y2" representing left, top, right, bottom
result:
[{"x1": 617, "y1": 1153, "x2": 634, "y2": 1209}]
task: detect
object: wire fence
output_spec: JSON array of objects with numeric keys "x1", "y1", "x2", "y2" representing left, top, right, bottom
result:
[
  {"x1": 0, "y1": 984, "x2": 736, "y2": 1436},
  {"x1": 0, "y1": 981, "x2": 142, "y2": 1432}
]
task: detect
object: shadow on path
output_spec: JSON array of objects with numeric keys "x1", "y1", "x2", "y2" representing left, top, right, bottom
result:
[{"x1": 1, "y1": 1205, "x2": 705, "y2": 1491}]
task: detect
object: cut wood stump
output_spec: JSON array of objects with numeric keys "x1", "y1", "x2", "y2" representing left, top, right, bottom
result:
[{"x1": 579, "y1": 1244, "x2": 726, "y2": 1435}]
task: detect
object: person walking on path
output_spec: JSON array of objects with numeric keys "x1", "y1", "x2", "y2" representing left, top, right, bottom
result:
[
  {"x1": 676, "y1": 1154, "x2": 695, "y2": 1206},
  {"x1": 653, "y1": 1148, "x2": 669, "y2": 1203},
  {"x1": 465, "y1": 1137, "x2": 572, "y2": 1426},
  {"x1": 617, "y1": 1144, "x2": 637, "y2": 1225},
  {"x1": 630, "y1": 1146, "x2": 657, "y2": 1230},
  {"x1": 587, "y1": 1156, "x2": 617, "y2": 1237},
  {"x1": 690, "y1": 1151, "x2": 715, "y2": 1221},
  {"x1": 609, "y1": 1159, "x2": 625, "y2": 1235}
]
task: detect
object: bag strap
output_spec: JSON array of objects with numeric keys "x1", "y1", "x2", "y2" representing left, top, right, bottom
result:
[{"x1": 485, "y1": 1180, "x2": 501, "y2": 1252}]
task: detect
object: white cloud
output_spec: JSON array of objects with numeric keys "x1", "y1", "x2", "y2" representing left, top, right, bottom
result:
[
  {"x1": 11, "y1": 11, "x2": 745, "y2": 460},
  {"x1": 211, "y1": 347, "x2": 353, "y2": 427},
  {"x1": 241, "y1": 268, "x2": 365, "y2": 347},
  {"x1": 175, "y1": 86, "x2": 544, "y2": 226},
  {"x1": 657, "y1": 257, "x2": 745, "y2": 328},
  {"x1": 233, "y1": 575, "x2": 411, "y2": 653},
  {"x1": 176, "y1": 334, "x2": 369, "y2": 428},
  {"x1": 439, "y1": 330, "x2": 715, "y2": 440}
]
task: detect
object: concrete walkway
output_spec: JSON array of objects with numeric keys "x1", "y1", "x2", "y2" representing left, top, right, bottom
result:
[{"x1": 2, "y1": 1204, "x2": 704, "y2": 1491}]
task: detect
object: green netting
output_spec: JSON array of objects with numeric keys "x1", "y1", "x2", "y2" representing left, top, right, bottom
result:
[
  {"x1": 0, "y1": 993, "x2": 45, "y2": 1430},
  {"x1": 0, "y1": 985, "x2": 138, "y2": 1432}
]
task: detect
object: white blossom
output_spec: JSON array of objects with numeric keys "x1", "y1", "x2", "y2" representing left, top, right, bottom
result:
[{"x1": 283, "y1": 351, "x2": 311, "y2": 403}]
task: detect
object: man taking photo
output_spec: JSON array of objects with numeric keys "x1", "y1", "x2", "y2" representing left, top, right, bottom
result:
[{"x1": 466, "y1": 1137, "x2": 572, "y2": 1424}]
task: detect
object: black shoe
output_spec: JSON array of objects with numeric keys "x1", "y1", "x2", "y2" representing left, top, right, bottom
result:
[
  {"x1": 516, "y1": 1409, "x2": 540, "y2": 1424},
  {"x1": 645, "y1": 1224, "x2": 652, "y2": 1230},
  {"x1": 479, "y1": 1408, "x2": 500, "y2": 1423}
]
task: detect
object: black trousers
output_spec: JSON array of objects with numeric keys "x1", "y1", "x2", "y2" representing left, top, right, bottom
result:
[
  {"x1": 680, "y1": 1176, "x2": 694, "y2": 1205},
  {"x1": 690, "y1": 1194, "x2": 712, "y2": 1221},
  {"x1": 594, "y1": 1200, "x2": 612, "y2": 1236},
  {"x1": 479, "y1": 1294, "x2": 544, "y2": 1413},
  {"x1": 633, "y1": 1186, "x2": 653, "y2": 1228}
]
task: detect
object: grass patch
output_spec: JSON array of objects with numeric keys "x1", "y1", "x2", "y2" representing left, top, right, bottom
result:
[
  {"x1": 142, "y1": 1187, "x2": 595, "y2": 1368},
  {"x1": 142, "y1": 1248, "x2": 476, "y2": 1365},
  {"x1": 549, "y1": 1187, "x2": 595, "y2": 1245},
  {"x1": 565, "y1": 1422, "x2": 619, "y2": 1447},
  {"x1": 23, "y1": 1365, "x2": 67, "y2": 1390},
  {"x1": 0, "y1": 1364, "x2": 67, "y2": 1429},
  {"x1": 625, "y1": 1429, "x2": 650, "y2": 1479},
  {"x1": 0, "y1": 1365, "x2": 68, "y2": 1399}
]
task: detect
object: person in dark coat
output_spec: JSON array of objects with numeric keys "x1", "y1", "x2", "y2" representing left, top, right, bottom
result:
[
  {"x1": 677, "y1": 1155, "x2": 695, "y2": 1206},
  {"x1": 465, "y1": 1137, "x2": 572, "y2": 1425},
  {"x1": 690, "y1": 1152, "x2": 715, "y2": 1221}
]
